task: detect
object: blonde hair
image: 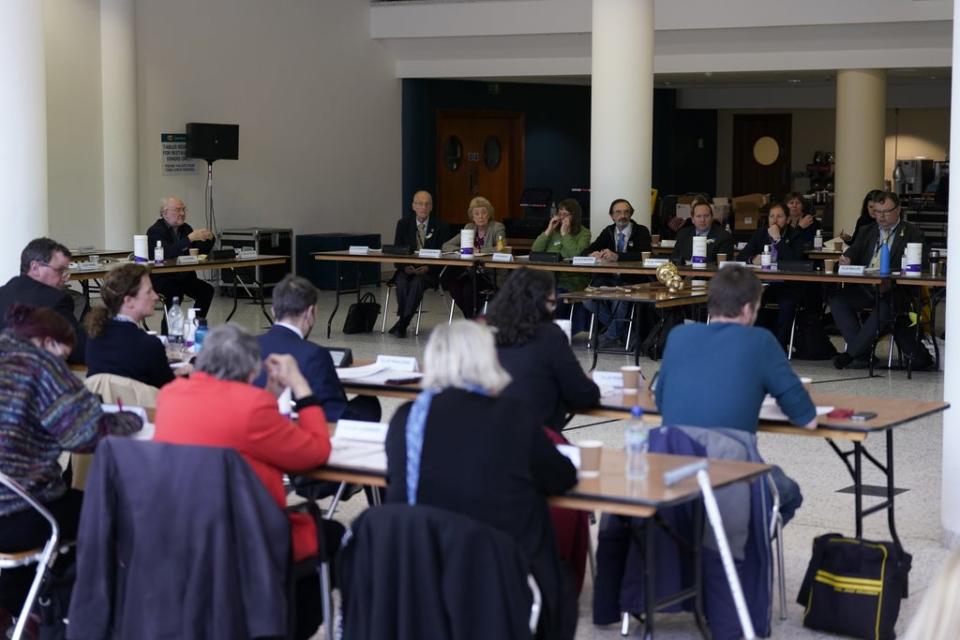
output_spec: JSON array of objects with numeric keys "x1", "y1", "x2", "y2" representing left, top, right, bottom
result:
[
  {"x1": 467, "y1": 196, "x2": 495, "y2": 221},
  {"x1": 423, "y1": 320, "x2": 511, "y2": 394},
  {"x1": 904, "y1": 549, "x2": 960, "y2": 640}
]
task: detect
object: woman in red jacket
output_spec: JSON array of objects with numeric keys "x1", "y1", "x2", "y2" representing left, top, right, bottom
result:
[{"x1": 154, "y1": 323, "x2": 334, "y2": 639}]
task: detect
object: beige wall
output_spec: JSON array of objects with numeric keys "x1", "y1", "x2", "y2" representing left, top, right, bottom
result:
[
  {"x1": 42, "y1": 0, "x2": 105, "y2": 247},
  {"x1": 134, "y1": 0, "x2": 402, "y2": 247},
  {"x1": 716, "y1": 107, "x2": 949, "y2": 197}
]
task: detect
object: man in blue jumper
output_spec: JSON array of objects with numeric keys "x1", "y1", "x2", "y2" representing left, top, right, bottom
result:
[{"x1": 655, "y1": 264, "x2": 817, "y2": 522}]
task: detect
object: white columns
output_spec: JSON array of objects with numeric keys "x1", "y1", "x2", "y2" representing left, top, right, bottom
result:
[
  {"x1": 0, "y1": 1, "x2": 48, "y2": 281},
  {"x1": 834, "y1": 69, "x2": 886, "y2": 237},
  {"x1": 590, "y1": 0, "x2": 654, "y2": 230},
  {"x1": 940, "y1": 1, "x2": 960, "y2": 547},
  {"x1": 100, "y1": 0, "x2": 139, "y2": 248}
]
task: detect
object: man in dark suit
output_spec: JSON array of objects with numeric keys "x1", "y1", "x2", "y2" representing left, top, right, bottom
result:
[
  {"x1": 671, "y1": 199, "x2": 735, "y2": 265},
  {"x1": 253, "y1": 274, "x2": 380, "y2": 422},
  {"x1": 830, "y1": 191, "x2": 933, "y2": 370},
  {"x1": 583, "y1": 198, "x2": 653, "y2": 347},
  {"x1": 0, "y1": 237, "x2": 86, "y2": 364},
  {"x1": 388, "y1": 190, "x2": 451, "y2": 337},
  {"x1": 146, "y1": 196, "x2": 216, "y2": 317}
]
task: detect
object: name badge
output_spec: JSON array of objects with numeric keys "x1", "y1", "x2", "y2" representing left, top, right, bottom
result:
[
  {"x1": 376, "y1": 355, "x2": 419, "y2": 372},
  {"x1": 719, "y1": 261, "x2": 747, "y2": 269},
  {"x1": 592, "y1": 371, "x2": 624, "y2": 388},
  {"x1": 838, "y1": 265, "x2": 865, "y2": 276},
  {"x1": 492, "y1": 252, "x2": 514, "y2": 262},
  {"x1": 348, "y1": 245, "x2": 369, "y2": 255},
  {"x1": 572, "y1": 256, "x2": 597, "y2": 266},
  {"x1": 238, "y1": 248, "x2": 258, "y2": 259},
  {"x1": 176, "y1": 255, "x2": 200, "y2": 265},
  {"x1": 643, "y1": 258, "x2": 668, "y2": 267},
  {"x1": 418, "y1": 249, "x2": 442, "y2": 259},
  {"x1": 334, "y1": 420, "x2": 388, "y2": 444}
]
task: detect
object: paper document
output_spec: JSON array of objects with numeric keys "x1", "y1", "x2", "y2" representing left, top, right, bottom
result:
[{"x1": 759, "y1": 396, "x2": 833, "y2": 422}]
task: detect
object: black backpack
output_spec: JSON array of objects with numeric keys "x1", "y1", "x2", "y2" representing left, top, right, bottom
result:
[{"x1": 791, "y1": 310, "x2": 838, "y2": 360}]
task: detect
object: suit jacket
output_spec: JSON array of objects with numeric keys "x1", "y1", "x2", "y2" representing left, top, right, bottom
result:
[
  {"x1": 441, "y1": 220, "x2": 506, "y2": 253},
  {"x1": 68, "y1": 438, "x2": 291, "y2": 640},
  {"x1": 146, "y1": 218, "x2": 215, "y2": 285},
  {"x1": 0, "y1": 274, "x2": 86, "y2": 364},
  {"x1": 583, "y1": 220, "x2": 652, "y2": 262},
  {"x1": 738, "y1": 224, "x2": 806, "y2": 264},
  {"x1": 496, "y1": 323, "x2": 601, "y2": 431},
  {"x1": 843, "y1": 219, "x2": 927, "y2": 268},
  {"x1": 386, "y1": 389, "x2": 578, "y2": 639},
  {"x1": 671, "y1": 225, "x2": 734, "y2": 265},
  {"x1": 253, "y1": 324, "x2": 348, "y2": 422},
  {"x1": 85, "y1": 319, "x2": 174, "y2": 389},
  {"x1": 393, "y1": 214, "x2": 451, "y2": 276},
  {"x1": 154, "y1": 372, "x2": 331, "y2": 561}
]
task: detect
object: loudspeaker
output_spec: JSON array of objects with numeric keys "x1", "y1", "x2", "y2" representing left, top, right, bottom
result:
[{"x1": 186, "y1": 123, "x2": 239, "y2": 162}]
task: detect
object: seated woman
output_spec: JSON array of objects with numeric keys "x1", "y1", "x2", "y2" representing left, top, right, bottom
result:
[
  {"x1": 85, "y1": 263, "x2": 186, "y2": 388},
  {"x1": 153, "y1": 324, "x2": 335, "y2": 639},
  {"x1": 531, "y1": 198, "x2": 592, "y2": 327},
  {"x1": 385, "y1": 320, "x2": 578, "y2": 639},
  {"x1": 784, "y1": 191, "x2": 820, "y2": 249},
  {"x1": 0, "y1": 305, "x2": 142, "y2": 619},
  {"x1": 486, "y1": 268, "x2": 600, "y2": 432},
  {"x1": 738, "y1": 202, "x2": 807, "y2": 349},
  {"x1": 440, "y1": 196, "x2": 505, "y2": 318},
  {"x1": 842, "y1": 188, "x2": 883, "y2": 245}
]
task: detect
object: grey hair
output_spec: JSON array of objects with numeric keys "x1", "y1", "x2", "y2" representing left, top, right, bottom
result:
[
  {"x1": 423, "y1": 320, "x2": 511, "y2": 394},
  {"x1": 195, "y1": 324, "x2": 261, "y2": 382},
  {"x1": 159, "y1": 196, "x2": 180, "y2": 215},
  {"x1": 20, "y1": 237, "x2": 71, "y2": 275},
  {"x1": 271, "y1": 275, "x2": 318, "y2": 321}
]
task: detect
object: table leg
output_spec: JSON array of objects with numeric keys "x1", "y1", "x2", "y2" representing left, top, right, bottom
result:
[
  {"x1": 327, "y1": 262, "x2": 342, "y2": 339},
  {"x1": 590, "y1": 307, "x2": 600, "y2": 371},
  {"x1": 642, "y1": 518, "x2": 655, "y2": 640},
  {"x1": 632, "y1": 303, "x2": 642, "y2": 367},
  {"x1": 869, "y1": 284, "x2": 882, "y2": 377},
  {"x1": 854, "y1": 442, "x2": 863, "y2": 539},
  {"x1": 255, "y1": 278, "x2": 274, "y2": 324},
  {"x1": 692, "y1": 498, "x2": 709, "y2": 640},
  {"x1": 225, "y1": 268, "x2": 241, "y2": 322}
]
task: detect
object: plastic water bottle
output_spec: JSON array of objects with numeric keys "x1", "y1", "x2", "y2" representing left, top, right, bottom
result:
[
  {"x1": 814, "y1": 229, "x2": 823, "y2": 250},
  {"x1": 193, "y1": 319, "x2": 209, "y2": 352},
  {"x1": 761, "y1": 245, "x2": 772, "y2": 270},
  {"x1": 879, "y1": 242, "x2": 891, "y2": 275},
  {"x1": 167, "y1": 297, "x2": 184, "y2": 344},
  {"x1": 154, "y1": 240, "x2": 164, "y2": 265},
  {"x1": 625, "y1": 407, "x2": 649, "y2": 481}
]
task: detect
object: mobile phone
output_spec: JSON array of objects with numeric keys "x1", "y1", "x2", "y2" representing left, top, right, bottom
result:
[{"x1": 851, "y1": 411, "x2": 878, "y2": 422}]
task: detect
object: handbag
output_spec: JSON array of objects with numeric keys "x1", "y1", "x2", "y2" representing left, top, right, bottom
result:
[
  {"x1": 343, "y1": 292, "x2": 381, "y2": 334},
  {"x1": 797, "y1": 533, "x2": 911, "y2": 640}
]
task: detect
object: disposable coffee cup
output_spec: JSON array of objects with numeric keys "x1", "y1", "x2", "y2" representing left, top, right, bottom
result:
[
  {"x1": 189, "y1": 248, "x2": 200, "y2": 257},
  {"x1": 641, "y1": 251, "x2": 651, "y2": 262},
  {"x1": 716, "y1": 253, "x2": 728, "y2": 264},
  {"x1": 824, "y1": 258, "x2": 836, "y2": 274},
  {"x1": 651, "y1": 234, "x2": 661, "y2": 245},
  {"x1": 832, "y1": 240, "x2": 843, "y2": 251},
  {"x1": 621, "y1": 366, "x2": 642, "y2": 392},
  {"x1": 578, "y1": 440, "x2": 603, "y2": 477}
]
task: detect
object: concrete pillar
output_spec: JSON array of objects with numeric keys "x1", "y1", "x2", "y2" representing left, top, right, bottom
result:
[
  {"x1": 940, "y1": 1, "x2": 960, "y2": 547},
  {"x1": 101, "y1": 0, "x2": 139, "y2": 248},
  {"x1": 0, "y1": 1, "x2": 48, "y2": 281},
  {"x1": 834, "y1": 69, "x2": 886, "y2": 237},
  {"x1": 590, "y1": 0, "x2": 654, "y2": 231}
]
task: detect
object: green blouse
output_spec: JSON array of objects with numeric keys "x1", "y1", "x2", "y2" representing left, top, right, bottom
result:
[{"x1": 530, "y1": 226, "x2": 592, "y2": 291}]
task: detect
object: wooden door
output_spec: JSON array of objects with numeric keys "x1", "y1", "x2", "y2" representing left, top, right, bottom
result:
[
  {"x1": 436, "y1": 110, "x2": 524, "y2": 224},
  {"x1": 732, "y1": 114, "x2": 792, "y2": 198}
]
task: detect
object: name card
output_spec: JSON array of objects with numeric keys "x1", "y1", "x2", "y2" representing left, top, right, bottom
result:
[
  {"x1": 176, "y1": 255, "x2": 200, "y2": 265},
  {"x1": 592, "y1": 371, "x2": 624, "y2": 388},
  {"x1": 348, "y1": 245, "x2": 369, "y2": 255},
  {"x1": 76, "y1": 261, "x2": 102, "y2": 272},
  {"x1": 572, "y1": 256, "x2": 597, "y2": 266},
  {"x1": 492, "y1": 252, "x2": 514, "y2": 262},
  {"x1": 643, "y1": 258, "x2": 669, "y2": 268},
  {"x1": 719, "y1": 261, "x2": 748, "y2": 269},
  {"x1": 238, "y1": 248, "x2": 258, "y2": 259},
  {"x1": 77, "y1": 245, "x2": 96, "y2": 252},
  {"x1": 838, "y1": 265, "x2": 865, "y2": 276},
  {"x1": 418, "y1": 248, "x2": 442, "y2": 259},
  {"x1": 334, "y1": 419, "x2": 388, "y2": 444},
  {"x1": 376, "y1": 355, "x2": 419, "y2": 372}
]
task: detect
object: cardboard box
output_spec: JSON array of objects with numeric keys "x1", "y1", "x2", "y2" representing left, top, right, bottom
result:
[
  {"x1": 712, "y1": 197, "x2": 731, "y2": 223},
  {"x1": 675, "y1": 203, "x2": 691, "y2": 219},
  {"x1": 732, "y1": 193, "x2": 769, "y2": 231}
]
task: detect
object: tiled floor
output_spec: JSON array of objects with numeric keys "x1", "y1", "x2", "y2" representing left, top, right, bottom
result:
[{"x1": 205, "y1": 283, "x2": 947, "y2": 639}]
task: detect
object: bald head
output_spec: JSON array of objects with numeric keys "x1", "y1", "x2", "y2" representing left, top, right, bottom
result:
[
  {"x1": 160, "y1": 197, "x2": 187, "y2": 228},
  {"x1": 411, "y1": 191, "x2": 433, "y2": 223}
]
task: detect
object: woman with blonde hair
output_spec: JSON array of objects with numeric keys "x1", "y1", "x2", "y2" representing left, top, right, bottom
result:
[
  {"x1": 904, "y1": 548, "x2": 960, "y2": 640},
  {"x1": 84, "y1": 263, "x2": 182, "y2": 388},
  {"x1": 385, "y1": 320, "x2": 578, "y2": 638},
  {"x1": 440, "y1": 196, "x2": 505, "y2": 318}
]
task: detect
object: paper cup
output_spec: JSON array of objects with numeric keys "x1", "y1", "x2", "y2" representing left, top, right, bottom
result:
[
  {"x1": 641, "y1": 251, "x2": 651, "y2": 262},
  {"x1": 651, "y1": 234, "x2": 661, "y2": 245},
  {"x1": 189, "y1": 248, "x2": 200, "y2": 257},
  {"x1": 716, "y1": 253, "x2": 728, "y2": 264},
  {"x1": 824, "y1": 258, "x2": 836, "y2": 274},
  {"x1": 621, "y1": 366, "x2": 642, "y2": 392},
  {"x1": 832, "y1": 240, "x2": 843, "y2": 251},
  {"x1": 578, "y1": 440, "x2": 603, "y2": 477}
]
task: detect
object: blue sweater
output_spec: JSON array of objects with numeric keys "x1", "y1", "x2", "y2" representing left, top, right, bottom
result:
[{"x1": 654, "y1": 323, "x2": 816, "y2": 432}]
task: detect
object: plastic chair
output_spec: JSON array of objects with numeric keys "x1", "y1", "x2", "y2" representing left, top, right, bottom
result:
[{"x1": 0, "y1": 472, "x2": 61, "y2": 640}]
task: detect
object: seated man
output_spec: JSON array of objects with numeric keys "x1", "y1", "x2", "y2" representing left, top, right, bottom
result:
[
  {"x1": 0, "y1": 237, "x2": 87, "y2": 364},
  {"x1": 582, "y1": 198, "x2": 653, "y2": 348},
  {"x1": 388, "y1": 191, "x2": 450, "y2": 338},
  {"x1": 254, "y1": 274, "x2": 380, "y2": 422},
  {"x1": 671, "y1": 198, "x2": 734, "y2": 266},
  {"x1": 146, "y1": 196, "x2": 215, "y2": 318},
  {"x1": 830, "y1": 190, "x2": 933, "y2": 370},
  {"x1": 655, "y1": 265, "x2": 816, "y2": 522}
]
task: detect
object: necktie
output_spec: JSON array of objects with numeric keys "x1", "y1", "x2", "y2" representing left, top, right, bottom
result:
[
  {"x1": 417, "y1": 223, "x2": 426, "y2": 249},
  {"x1": 616, "y1": 232, "x2": 626, "y2": 253}
]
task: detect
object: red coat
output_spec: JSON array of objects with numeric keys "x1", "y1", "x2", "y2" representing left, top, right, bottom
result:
[{"x1": 154, "y1": 372, "x2": 331, "y2": 561}]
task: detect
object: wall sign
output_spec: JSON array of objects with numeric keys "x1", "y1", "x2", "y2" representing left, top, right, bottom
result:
[{"x1": 161, "y1": 133, "x2": 198, "y2": 175}]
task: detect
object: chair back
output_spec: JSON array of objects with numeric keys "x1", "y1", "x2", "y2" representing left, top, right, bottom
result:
[
  {"x1": 338, "y1": 503, "x2": 539, "y2": 640},
  {"x1": 68, "y1": 438, "x2": 291, "y2": 639}
]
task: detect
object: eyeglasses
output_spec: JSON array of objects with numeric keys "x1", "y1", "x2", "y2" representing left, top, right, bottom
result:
[
  {"x1": 412, "y1": 201, "x2": 432, "y2": 207},
  {"x1": 39, "y1": 262, "x2": 70, "y2": 278},
  {"x1": 166, "y1": 206, "x2": 187, "y2": 213},
  {"x1": 874, "y1": 206, "x2": 898, "y2": 215}
]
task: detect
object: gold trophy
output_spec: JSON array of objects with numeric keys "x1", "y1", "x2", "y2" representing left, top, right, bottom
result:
[{"x1": 656, "y1": 262, "x2": 685, "y2": 293}]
